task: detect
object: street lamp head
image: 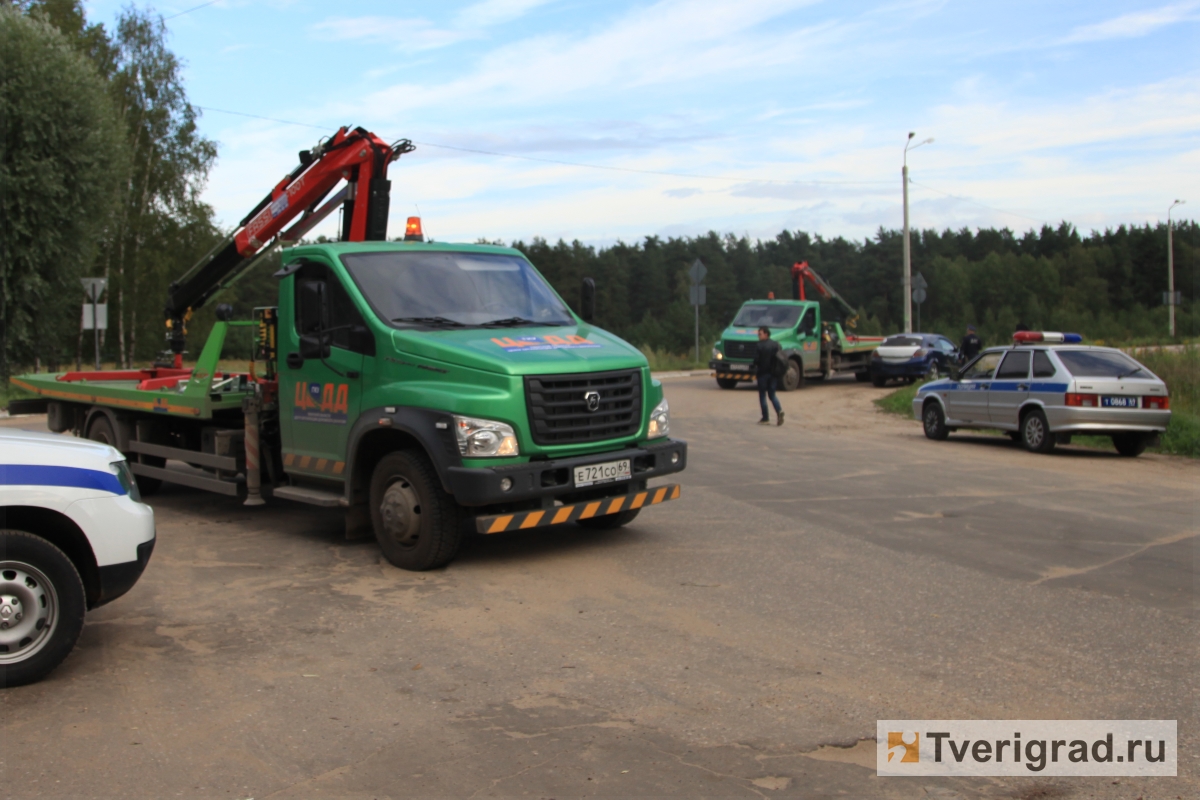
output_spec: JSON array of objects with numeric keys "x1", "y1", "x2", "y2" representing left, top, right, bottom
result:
[
  {"x1": 908, "y1": 131, "x2": 915, "y2": 139},
  {"x1": 922, "y1": 137, "x2": 935, "y2": 145}
]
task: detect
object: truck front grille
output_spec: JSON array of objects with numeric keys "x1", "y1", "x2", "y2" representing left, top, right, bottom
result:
[
  {"x1": 525, "y1": 369, "x2": 643, "y2": 446},
  {"x1": 723, "y1": 339, "x2": 757, "y2": 360}
]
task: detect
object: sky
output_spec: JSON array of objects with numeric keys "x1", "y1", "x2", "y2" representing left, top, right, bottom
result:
[{"x1": 83, "y1": 0, "x2": 1199, "y2": 246}]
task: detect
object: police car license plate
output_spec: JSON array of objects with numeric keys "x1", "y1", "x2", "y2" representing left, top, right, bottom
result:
[
  {"x1": 729, "y1": 363, "x2": 749, "y2": 371},
  {"x1": 574, "y1": 459, "x2": 632, "y2": 488},
  {"x1": 1102, "y1": 396, "x2": 1139, "y2": 408}
]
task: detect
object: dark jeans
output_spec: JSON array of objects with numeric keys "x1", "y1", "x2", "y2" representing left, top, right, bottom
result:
[{"x1": 757, "y1": 374, "x2": 781, "y2": 419}]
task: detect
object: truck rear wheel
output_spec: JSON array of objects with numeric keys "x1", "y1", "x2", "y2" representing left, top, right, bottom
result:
[
  {"x1": 781, "y1": 359, "x2": 804, "y2": 391},
  {"x1": 87, "y1": 415, "x2": 162, "y2": 495},
  {"x1": 369, "y1": 451, "x2": 463, "y2": 571},
  {"x1": 0, "y1": 530, "x2": 86, "y2": 687}
]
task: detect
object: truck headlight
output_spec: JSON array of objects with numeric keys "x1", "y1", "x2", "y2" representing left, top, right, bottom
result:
[
  {"x1": 647, "y1": 398, "x2": 670, "y2": 439},
  {"x1": 453, "y1": 415, "x2": 519, "y2": 457},
  {"x1": 110, "y1": 460, "x2": 142, "y2": 502},
  {"x1": 712, "y1": 347, "x2": 723, "y2": 361}
]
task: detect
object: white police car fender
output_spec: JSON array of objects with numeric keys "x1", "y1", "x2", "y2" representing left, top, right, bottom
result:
[{"x1": 1, "y1": 428, "x2": 155, "y2": 687}]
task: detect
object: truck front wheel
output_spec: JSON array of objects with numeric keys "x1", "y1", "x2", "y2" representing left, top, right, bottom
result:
[
  {"x1": 369, "y1": 451, "x2": 463, "y2": 571},
  {"x1": 781, "y1": 359, "x2": 804, "y2": 392},
  {"x1": 578, "y1": 508, "x2": 640, "y2": 530},
  {"x1": 716, "y1": 378, "x2": 739, "y2": 389}
]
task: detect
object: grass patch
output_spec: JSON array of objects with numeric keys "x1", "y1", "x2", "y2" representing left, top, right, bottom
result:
[
  {"x1": 873, "y1": 380, "x2": 923, "y2": 416},
  {"x1": 640, "y1": 346, "x2": 707, "y2": 372}
]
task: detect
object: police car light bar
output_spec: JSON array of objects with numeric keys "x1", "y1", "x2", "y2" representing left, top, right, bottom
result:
[{"x1": 1013, "y1": 331, "x2": 1082, "y2": 344}]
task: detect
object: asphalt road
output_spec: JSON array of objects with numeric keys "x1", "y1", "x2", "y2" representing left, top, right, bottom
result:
[{"x1": 2, "y1": 376, "x2": 1196, "y2": 799}]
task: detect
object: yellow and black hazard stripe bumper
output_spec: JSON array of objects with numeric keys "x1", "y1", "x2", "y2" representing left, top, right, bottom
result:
[
  {"x1": 712, "y1": 371, "x2": 755, "y2": 381},
  {"x1": 475, "y1": 484, "x2": 681, "y2": 534}
]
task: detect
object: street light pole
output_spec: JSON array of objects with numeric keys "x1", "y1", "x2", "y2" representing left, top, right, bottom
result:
[
  {"x1": 902, "y1": 132, "x2": 933, "y2": 333},
  {"x1": 1167, "y1": 199, "x2": 1185, "y2": 339}
]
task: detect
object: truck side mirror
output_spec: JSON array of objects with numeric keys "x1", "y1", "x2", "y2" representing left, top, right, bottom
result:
[
  {"x1": 299, "y1": 281, "x2": 328, "y2": 335},
  {"x1": 580, "y1": 277, "x2": 596, "y2": 322}
]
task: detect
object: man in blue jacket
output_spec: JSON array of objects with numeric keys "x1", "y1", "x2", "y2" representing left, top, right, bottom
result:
[{"x1": 754, "y1": 326, "x2": 784, "y2": 426}]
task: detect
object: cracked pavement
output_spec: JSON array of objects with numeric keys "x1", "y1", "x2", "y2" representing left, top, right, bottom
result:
[{"x1": 1, "y1": 376, "x2": 1196, "y2": 798}]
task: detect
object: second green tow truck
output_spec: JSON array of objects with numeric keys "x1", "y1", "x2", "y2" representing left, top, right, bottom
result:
[{"x1": 710, "y1": 261, "x2": 884, "y2": 390}]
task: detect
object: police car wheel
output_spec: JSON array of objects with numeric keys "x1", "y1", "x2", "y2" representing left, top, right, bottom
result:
[
  {"x1": 1112, "y1": 433, "x2": 1148, "y2": 457},
  {"x1": 1021, "y1": 410, "x2": 1055, "y2": 454},
  {"x1": 370, "y1": 450, "x2": 463, "y2": 571},
  {"x1": 578, "y1": 509, "x2": 640, "y2": 530},
  {"x1": 716, "y1": 378, "x2": 739, "y2": 389},
  {"x1": 0, "y1": 530, "x2": 86, "y2": 687},
  {"x1": 922, "y1": 402, "x2": 949, "y2": 441}
]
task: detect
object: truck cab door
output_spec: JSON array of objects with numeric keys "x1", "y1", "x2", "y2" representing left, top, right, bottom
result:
[
  {"x1": 795, "y1": 307, "x2": 819, "y2": 372},
  {"x1": 279, "y1": 262, "x2": 374, "y2": 479}
]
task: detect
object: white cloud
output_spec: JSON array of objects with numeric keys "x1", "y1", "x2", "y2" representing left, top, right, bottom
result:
[
  {"x1": 311, "y1": 16, "x2": 476, "y2": 51},
  {"x1": 454, "y1": 0, "x2": 558, "y2": 28},
  {"x1": 1060, "y1": 1, "x2": 1200, "y2": 44},
  {"x1": 358, "y1": 0, "x2": 833, "y2": 116}
]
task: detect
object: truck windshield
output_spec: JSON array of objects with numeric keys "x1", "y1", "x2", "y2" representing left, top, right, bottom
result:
[
  {"x1": 732, "y1": 305, "x2": 802, "y2": 328},
  {"x1": 340, "y1": 251, "x2": 575, "y2": 328}
]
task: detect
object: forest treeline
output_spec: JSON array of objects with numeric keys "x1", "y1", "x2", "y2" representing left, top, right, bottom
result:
[
  {"x1": 514, "y1": 220, "x2": 1199, "y2": 353},
  {"x1": 3, "y1": 2, "x2": 1196, "y2": 377}
]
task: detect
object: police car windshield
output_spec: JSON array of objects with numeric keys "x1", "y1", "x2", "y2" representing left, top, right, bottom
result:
[
  {"x1": 1055, "y1": 350, "x2": 1150, "y2": 378},
  {"x1": 732, "y1": 305, "x2": 802, "y2": 328},
  {"x1": 340, "y1": 251, "x2": 574, "y2": 328}
]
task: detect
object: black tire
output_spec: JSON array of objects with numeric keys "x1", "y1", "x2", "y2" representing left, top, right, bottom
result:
[
  {"x1": 855, "y1": 370, "x2": 871, "y2": 382},
  {"x1": 369, "y1": 450, "x2": 463, "y2": 571},
  {"x1": 716, "y1": 378, "x2": 739, "y2": 390},
  {"x1": 577, "y1": 508, "x2": 641, "y2": 530},
  {"x1": 1112, "y1": 433, "x2": 1148, "y2": 457},
  {"x1": 922, "y1": 401, "x2": 950, "y2": 441},
  {"x1": 0, "y1": 530, "x2": 86, "y2": 687},
  {"x1": 88, "y1": 415, "x2": 162, "y2": 495},
  {"x1": 780, "y1": 359, "x2": 804, "y2": 392},
  {"x1": 1020, "y1": 409, "x2": 1055, "y2": 454},
  {"x1": 871, "y1": 373, "x2": 887, "y2": 387}
]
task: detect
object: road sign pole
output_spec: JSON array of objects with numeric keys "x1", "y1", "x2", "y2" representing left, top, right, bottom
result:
[{"x1": 93, "y1": 294, "x2": 100, "y2": 370}]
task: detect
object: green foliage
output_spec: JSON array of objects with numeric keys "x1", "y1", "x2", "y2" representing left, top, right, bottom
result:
[
  {"x1": 0, "y1": 6, "x2": 126, "y2": 377},
  {"x1": 873, "y1": 381, "x2": 923, "y2": 416}
]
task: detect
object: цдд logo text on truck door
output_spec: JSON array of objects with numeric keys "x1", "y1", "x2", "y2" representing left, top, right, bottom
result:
[{"x1": 293, "y1": 381, "x2": 349, "y2": 424}]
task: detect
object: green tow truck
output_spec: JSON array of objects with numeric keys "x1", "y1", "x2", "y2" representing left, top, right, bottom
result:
[
  {"x1": 10, "y1": 127, "x2": 686, "y2": 570},
  {"x1": 709, "y1": 261, "x2": 884, "y2": 390}
]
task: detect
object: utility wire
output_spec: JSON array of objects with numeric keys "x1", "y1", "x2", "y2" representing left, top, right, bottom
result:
[
  {"x1": 909, "y1": 180, "x2": 1050, "y2": 226},
  {"x1": 164, "y1": 1, "x2": 221, "y2": 22},
  {"x1": 194, "y1": 105, "x2": 894, "y2": 187}
]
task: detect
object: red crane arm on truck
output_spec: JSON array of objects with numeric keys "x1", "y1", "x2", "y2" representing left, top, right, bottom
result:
[
  {"x1": 790, "y1": 261, "x2": 860, "y2": 328},
  {"x1": 163, "y1": 127, "x2": 414, "y2": 363}
]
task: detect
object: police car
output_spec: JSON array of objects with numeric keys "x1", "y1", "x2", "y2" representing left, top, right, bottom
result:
[
  {"x1": 912, "y1": 332, "x2": 1171, "y2": 456},
  {"x1": 1, "y1": 428, "x2": 155, "y2": 686}
]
